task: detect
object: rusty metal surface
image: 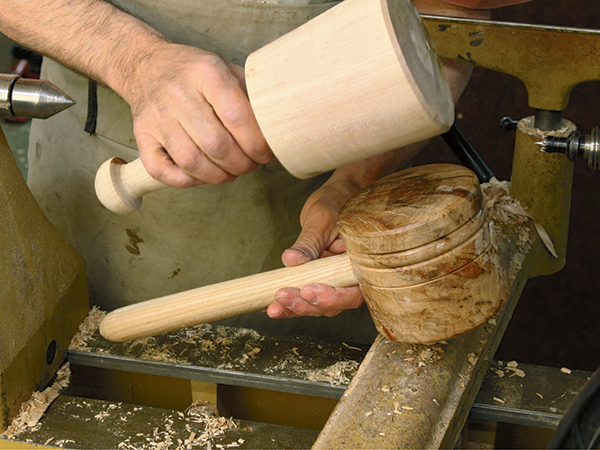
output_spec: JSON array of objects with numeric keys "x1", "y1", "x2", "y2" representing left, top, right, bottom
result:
[
  {"x1": 423, "y1": 15, "x2": 600, "y2": 111},
  {"x1": 313, "y1": 215, "x2": 533, "y2": 449}
]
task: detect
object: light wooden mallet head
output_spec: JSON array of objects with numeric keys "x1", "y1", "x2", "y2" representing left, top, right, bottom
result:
[
  {"x1": 94, "y1": 0, "x2": 454, "y2": 214},
  {"x1": 99, "y1": 164, "x2": 508, "y2": 344}
]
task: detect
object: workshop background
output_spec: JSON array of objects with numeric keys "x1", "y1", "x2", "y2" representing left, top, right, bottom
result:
[{"x1": 0, "y1": 0, "x2": 598, "y2": 375}]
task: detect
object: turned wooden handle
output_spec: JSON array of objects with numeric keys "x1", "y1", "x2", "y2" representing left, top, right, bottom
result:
[
  {"x1": 100, "y1": 253, "x2": 356, "y2": 342},
  {"x1": 95, "y1": 157, "x2": 168, "y2": 214}
]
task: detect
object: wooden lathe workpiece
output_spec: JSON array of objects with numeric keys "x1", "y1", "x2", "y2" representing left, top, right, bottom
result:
[
  {"x1": 94, "y1": 0, "x2": 454, "y2": 213},
  {"x1": 100, "y1": 164, "x2": 508, "y2": 344}
]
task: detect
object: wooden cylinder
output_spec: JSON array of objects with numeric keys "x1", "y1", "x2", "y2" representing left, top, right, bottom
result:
[
  {"x1": 100, "y1": 253, "x2": 357, "y2": 342},
  {"x1": 245, "y1": 0, "x2": 454, "y2": 179}
]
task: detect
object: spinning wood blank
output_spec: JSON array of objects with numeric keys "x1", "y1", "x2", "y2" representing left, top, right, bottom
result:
[
  {"x1": 100, "y1": 164, "x2": 507, "y2": 344},
  {"x1": 94, "y1": 0, "x2": 453, "y2": 213}
]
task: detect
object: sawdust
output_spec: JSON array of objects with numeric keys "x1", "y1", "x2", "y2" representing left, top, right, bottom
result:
[
  {"x1": 70, "y1": 312, "x2": 361, "y2": 388},
  {"x1": 304, "y1": 360, "x2": 360, "y2": 385},
  {"x1": 69, "y1": 306, "x2": 107, "y2": 350},
  {"x1": 1, "y1": 363, "x2": 71, "y2": 439},
  {"x1": 114, "y1": 401, "x2": 240, "y2": 450}
]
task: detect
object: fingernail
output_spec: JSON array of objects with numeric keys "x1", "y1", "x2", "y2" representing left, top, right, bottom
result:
[
  {"x1": 287, "y1": 247, "x2": 313, "y2": 264},
  {"x1": 276, "y1": 294, "x2": 295, "y2": 309},
  {"x1": 303, "y1": 290, "x2": 319, "y2": 305},
  {"x1": 269, "y1": 311, "x2": 288, "y2": 319}
]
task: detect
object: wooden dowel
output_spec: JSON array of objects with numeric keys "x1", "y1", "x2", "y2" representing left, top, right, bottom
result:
[{"x1": 100, "y1": 253, "x2": 356, "y2": 342}]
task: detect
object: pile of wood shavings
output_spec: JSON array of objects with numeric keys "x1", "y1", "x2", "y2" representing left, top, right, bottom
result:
[
  {"x1": 117, "y1": 402, "x2": 240, "y2": 450},
  {"x1": 69, "y1": 306, "x2": 106, "y2": 350},
  {"x1": 304, "y1": 360, "x2": 359, "y2": 385},
  {"x1": 1, "y1": 363, "x2": 71, "y2": 439}
]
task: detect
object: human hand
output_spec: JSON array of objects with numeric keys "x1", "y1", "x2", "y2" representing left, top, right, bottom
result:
[
  {"x1": 267, "y1": 181, "x2": 365, "y2": 319},
  {"x1": 123, "y1": 43, "x2": 272, "y2": 188}
]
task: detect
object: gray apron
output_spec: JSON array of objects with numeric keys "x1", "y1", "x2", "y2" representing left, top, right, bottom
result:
[{"x1": 27, "y1": 0, "x2": 377, "y2": 344}]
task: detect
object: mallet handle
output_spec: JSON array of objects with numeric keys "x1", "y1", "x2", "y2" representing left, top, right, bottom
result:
[
  {"x1": 95, "y1": 157, "x2": 169, "y2": 214},
  {"x1": 100, "y1": 253, "x2": 357, "y2": 342}
]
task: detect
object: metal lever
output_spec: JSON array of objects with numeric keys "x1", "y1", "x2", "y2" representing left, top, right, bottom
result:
[
  {"x1": 536, "y1": 127, "x2": 600, "y2": 170},
  {"x1": 442, "y1": 123, "x2": 495, "y2": 183}
]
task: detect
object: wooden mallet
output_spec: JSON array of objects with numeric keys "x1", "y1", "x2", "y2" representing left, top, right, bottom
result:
[
  {"x1": 99, "y1": 164, "x2": 509, "y2": 344},
  {"x1": 95, "y1": 0, "x2": 454, "y2": 214}
]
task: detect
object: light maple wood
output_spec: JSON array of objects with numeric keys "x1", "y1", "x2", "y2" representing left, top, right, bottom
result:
[
  {"x1": 246, "y1": 0, "x2": 454, "y2": 179},
  {"x1": 99, "y1": 164, "x2": 506, "y2": 344},
  {"x1": 100, "y1": 253, "x2": 357, "y2": 342},
  {"x1": 95, "y1": 0, "x2": 453, "y2": 214},
  {"x1": 95, "y1": 157, "x2": 168, "y2": 214}
]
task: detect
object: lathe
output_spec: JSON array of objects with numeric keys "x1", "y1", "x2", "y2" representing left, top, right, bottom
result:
[{"x1": 1, "y1": 0, "x2": 600, "y2": 448}]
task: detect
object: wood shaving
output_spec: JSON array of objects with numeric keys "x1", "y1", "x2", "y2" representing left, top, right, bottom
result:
[
  {"x1": 506, "y1": 360, "x2": 519, "y2": 368},
  {"x1": 305, "y1": 360, "x2": 359, "y2": 385},
  {"x1": 1, "y1": 363, "x2": 71, "y2": 439},
  {"x1": 493, "y1": 397, "x2": 505, "y2": 404},
  {"x1": 468, "y1": 353, "x2": 479, "y2": 366},
  {"x1": 507, "y1": 367, "x2": 526, "y2": 378},
  {"x1": 69, "y1": 306, "x2": 107, "y2": 350},
  {"x1": 561, "y1": 367, "x2": 572, "y2": 374},
  {"x1": 482, "y1": 178, "x2": 553, "y2": 257}
]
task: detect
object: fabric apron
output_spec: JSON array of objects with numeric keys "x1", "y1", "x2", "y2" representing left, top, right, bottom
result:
[{"x1": 27, "y1": 0, "x2": 378, "y2": 344}]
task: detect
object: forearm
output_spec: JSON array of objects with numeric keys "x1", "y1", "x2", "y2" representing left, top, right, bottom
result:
[{"x1": 0, "y1": 0, "x2": 168, "y2": 102}]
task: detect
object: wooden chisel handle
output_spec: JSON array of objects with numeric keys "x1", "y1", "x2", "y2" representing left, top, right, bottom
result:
[
  {"x1": 95, "y1": 157, "x2": 169, "y2": 214},
  {"x1": 100, "y1": 253, "x2": 357, "y2": 342}
]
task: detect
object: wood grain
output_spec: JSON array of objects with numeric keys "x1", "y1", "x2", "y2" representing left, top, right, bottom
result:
[
  {"x1": 348, "y1": 208, "x2": 487, "y2": 269},
  {"x1": 361, "y1": 248, "x2": 509, "y2": 343},
  {"x1": 338, "y1": 164, "x2": 482, "y2": 255},
  {"x1": 351, "y1": 223, "x2": 491, "y2": 288},
  {"x1": 100, "y1": 253, "x2": 356, "y2": 342},
  {"x1": 95, "y1": 157, "x2": 168, "y2": 214},
  {"x1": 245, "y1": 0, "x2": 453, "y2": 179}
]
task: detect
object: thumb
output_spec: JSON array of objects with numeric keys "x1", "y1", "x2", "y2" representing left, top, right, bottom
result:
[
  {"x1": 282, "y1": 228, "x2": 326, "y2": 267},
  {"x1": 282, "y1": 204, "x2": 340, "y2": 267}
]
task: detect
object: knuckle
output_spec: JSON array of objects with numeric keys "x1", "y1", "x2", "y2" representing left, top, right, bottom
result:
[
  {"x1": 201, "y1": 135, "x2": 230, "y2": 160},
  {"x1": 220, "y1": 103, "x2": 252, "y2": 128}
]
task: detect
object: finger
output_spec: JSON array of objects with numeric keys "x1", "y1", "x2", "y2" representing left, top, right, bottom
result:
[
  {"x1": 201, "y1": 60, "x2": 272, "y2": 164},
  {"x1": 282, "y1": 209, "x2": 339, "y2": 267},
  {"x1": 158, "y1": 120, "x2": 241, "y2": 185},
  {"x1": 177, "y1": 96, "x2": 259, "y2": 176},
  {"x1": 299, "y1": 284, "x2": 364, "y2": 313},
  {"x1": 270, "y1": 287, "x2": 324, "y2": 318},
  {"x1": 136, "y1": 129, "x2": 202, "y2": 188},
  {"x1": 269, "y1": 284, "x2": 363, "y2": 319}
]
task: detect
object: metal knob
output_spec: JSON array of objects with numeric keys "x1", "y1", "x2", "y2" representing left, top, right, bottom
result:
[{"x1": 536, "y1": 127, "x2": 600, "y2": 170}]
